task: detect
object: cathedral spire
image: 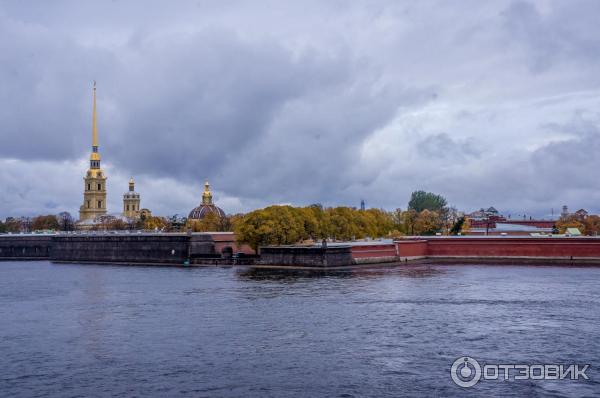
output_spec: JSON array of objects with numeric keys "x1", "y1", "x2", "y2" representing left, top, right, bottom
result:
[
  {"x1": 90, "y1": 81, "x2": 101, "y2": 169},
  {"x1": 92, "y1": 81, "x2": 98, "y2": 149}
]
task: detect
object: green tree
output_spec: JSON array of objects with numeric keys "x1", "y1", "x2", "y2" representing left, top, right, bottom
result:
[
  {"x1": 449, "y1": 216, "x2": 465, "y2": 235},
  {"x1": 408, "y1": 190, "x2": 448, "y2": 213}
]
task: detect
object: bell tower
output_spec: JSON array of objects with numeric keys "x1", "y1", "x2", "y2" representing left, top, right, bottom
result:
[
  {"x1": 123, "y1": 178, "x2": 141, "y2": 218},
  {"x1": 79, "y1": 81, "x2": 108, "y2": 221}
]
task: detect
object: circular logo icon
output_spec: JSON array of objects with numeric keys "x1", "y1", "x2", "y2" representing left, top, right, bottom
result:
[{"x1": 451, "y1": 356, "x2": 482, "y2": 388}]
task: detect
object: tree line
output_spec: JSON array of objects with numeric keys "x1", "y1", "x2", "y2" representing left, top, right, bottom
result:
[
  {"x1": 0, "y1": 191, "x2": 456, "y2": 243},
  {"x1": 234, "y1": 191, "x2": 460, "y2": 252}
]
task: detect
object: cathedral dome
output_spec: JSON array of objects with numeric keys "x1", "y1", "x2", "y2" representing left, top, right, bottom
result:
[
  {"x1": 188, "y1": 204, "x2": 226, "y2": 220},
  {"x1": 188, "y1": 181, "x2": 226, "y2": 220}
]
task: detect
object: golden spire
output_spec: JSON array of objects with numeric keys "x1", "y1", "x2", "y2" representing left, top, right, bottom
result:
[
  {"x1": 90, "y1": 81, "x2": 101, "y2": 165},
  {"x1": 92, "y1": 81, "x2": 98, "y2": 148},
  {"x1": 202, "y1": 181, "x2": 213, "y2": 205}
]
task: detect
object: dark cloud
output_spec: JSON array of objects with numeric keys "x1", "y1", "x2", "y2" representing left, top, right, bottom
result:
[{"x1": 1, "y1": 1, "x2": 600, "y2": 218}]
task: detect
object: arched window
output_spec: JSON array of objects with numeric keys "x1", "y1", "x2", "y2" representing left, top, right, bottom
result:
[
  {"x1": 98, "y1": 200, "x2": 102, "y2": 208},
  {"x1": 87, "y1": 183, "x2": 91, "y2": 191},
  {"x1": 87, "y1": 200, "x2": 90, "y2": 208},
  {"x1": 127, "y1": 205, "x2": 129, "y2": 211}
]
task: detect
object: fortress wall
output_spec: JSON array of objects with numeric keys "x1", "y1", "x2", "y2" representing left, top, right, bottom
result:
[
  {"x1": 395, "y1": 240, "x2": 428, "y2": 258},
  {"x1": 51, "y1": 234, "x2": 194, "y2": 264},
  {"x1": 208, "y1": 232, "x2": 255, "y2": 255},
  {"x1": 424, "y1": 237, "x2": 600, "y2": 258},
  {"x1": 351, "y1": 244, "x2": 398, "y2": 258},
  {"x1": 0, "y1": 235, "x2": 53, "y2": 260},
  {"x1": 259, "y1": 246, "x2": 354, "y2": 267}
]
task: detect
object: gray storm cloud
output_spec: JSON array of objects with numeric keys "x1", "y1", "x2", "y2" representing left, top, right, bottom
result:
[{"x1": 1, "y1": 0, "x2": 600, "y2": 219}]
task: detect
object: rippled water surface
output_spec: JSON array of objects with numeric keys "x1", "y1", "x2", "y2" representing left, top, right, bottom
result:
[{"x1": 1, "y1": 261, "x2": 599, "y2": 397}]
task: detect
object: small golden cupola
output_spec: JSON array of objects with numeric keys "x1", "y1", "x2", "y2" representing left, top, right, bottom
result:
[{"x1": 202, "y1": 181, "x2": 213, "y2": 205}]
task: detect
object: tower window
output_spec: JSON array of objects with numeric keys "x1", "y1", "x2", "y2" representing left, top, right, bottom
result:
[
  {"x1": 127, "y1": 205, "x2": 129, "y2": 211},
  {"x1": 98, "y1": 200, "x2": 102, "y2": 208},
  {"x1": 98, "y1": 183, "x2": 102, "y2": 190},
  {"x1": 87, "y1": 200, "x2": 90, "y2": 208},
  {"x1": 87, "y1": 183, "x2": 91, "y2": 191}
]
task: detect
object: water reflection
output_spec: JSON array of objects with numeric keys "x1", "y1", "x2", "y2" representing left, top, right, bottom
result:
[{"x1": 237, "y1": 264, "x2": 446, "y2": 282}]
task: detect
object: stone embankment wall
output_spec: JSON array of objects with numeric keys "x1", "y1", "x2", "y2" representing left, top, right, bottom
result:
[
  {"x1": 0, "y1": 235, "x2": 53, "y2": 260},
  {"x1": 259, "y1": 246, "x2": 354, "y2": 267},
  {"x1": 0, "y1": 233, "x2": 216, "y2": 264},
  {"x1": 51, "y1": 234, "x2": 215, "y2": 264}
]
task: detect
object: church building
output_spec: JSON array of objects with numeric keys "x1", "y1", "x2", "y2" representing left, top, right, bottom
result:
[{"x1": 79, "y1": 82, "x2": 107, "y2": 221}]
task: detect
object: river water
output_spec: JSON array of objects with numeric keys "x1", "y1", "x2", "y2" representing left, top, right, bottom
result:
[{"x1": 1, "y1": 261, "x2": 599, "y2": 397}]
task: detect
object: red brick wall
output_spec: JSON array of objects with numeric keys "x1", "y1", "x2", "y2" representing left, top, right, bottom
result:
[
  {"x1": 422, "y1": 238, "x2": 600, "y2": 258},
  {"x1": 395, "y1": 240, "x2": 428, "y2": 257},
  {"x1": 351, "y1": 244, "x2": 398, "y2": 258}
]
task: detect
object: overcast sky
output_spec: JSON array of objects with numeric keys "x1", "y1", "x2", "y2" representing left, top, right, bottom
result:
[{"x1": 1, "y1": 0, "x2": 599, "y2": 219}]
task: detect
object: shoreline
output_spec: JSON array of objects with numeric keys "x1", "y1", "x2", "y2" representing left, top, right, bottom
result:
[{"x1": 4, "y1": 256, "x2": 600, "y2": 270}]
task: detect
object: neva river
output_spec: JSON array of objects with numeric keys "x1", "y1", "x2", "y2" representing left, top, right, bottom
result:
[{"x1": 1, "y1": 261, "x2": 599, "y2": 397}]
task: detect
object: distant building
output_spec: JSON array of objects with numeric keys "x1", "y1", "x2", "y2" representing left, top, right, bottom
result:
[
  {"x1": 467, "y1": 207, "x2": 502, "y2": 220},
  {"x1": 360, "y1": 200, "x2": 365, "y2": 211},
  {"x1": 574, "y1": 209, "x2": 589, "y2": 220},
  {"x1": 561, "y1": 205, "x2": 569, "y2": 218},
  {"x1": 79, "y1": 82, "x2": 107, "y2": 222},
  {"x1": 188, "y1": 181, "x2": 226, "y2": 220},
  {"x1": 486, "y1": 207, "x2": 499, "y2": 215}
]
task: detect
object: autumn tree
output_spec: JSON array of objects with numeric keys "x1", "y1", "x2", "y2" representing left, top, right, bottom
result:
[
  {"x1": 144, "y1": 216, "x2": 168, "y2": 231},
  {"x1": 555, "y1": 215, "x2": 585, "y2": 234},
  {"x1": 3, "y1": 217, "x2": 22, "y2": 233},
  {"x1": 402, "y1": 209, "x2": 418, "y2": 235},
  {"x1": 413, "y1": 210, "x2": 443, "y2": 235},
  {"x1": 584, "y1": 215, "x2": 600, "y2": 236},
  {"x1": 461, "y1": 217, "x2": 471, "y2": 234},
  {"x1": 31, "y1": 215, "x2": 60, "y2": 231}
]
